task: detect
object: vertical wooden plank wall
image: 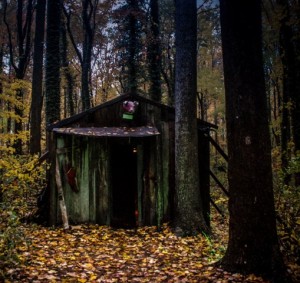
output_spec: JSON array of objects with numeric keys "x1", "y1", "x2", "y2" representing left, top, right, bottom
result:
[
  {"x1": 61, "y1": 136, "x2": 90, "y2": 223},
  {"x1": 156, "y1": 134, "x2": 163, "y2": 229},
  {"x1": 96, "y1": 138, "x2": 110, "y2": 225},
  {"x1": 89, "y1": 138, "x2": 97, "y2": 223},
  {"x1": 160, "y1": 121, "x2": 170, "y2": 222},
  {"x1": 53, "y1": 136, "x2": 111, "y2": 225}
]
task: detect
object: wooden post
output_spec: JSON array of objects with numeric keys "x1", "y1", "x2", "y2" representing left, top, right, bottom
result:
[
  {"x1": 198, "y1": 129, "x2": 210, "y2": 227},
  {"x1": 55, "y1": 154, "x2": 69, "y2": 229}
]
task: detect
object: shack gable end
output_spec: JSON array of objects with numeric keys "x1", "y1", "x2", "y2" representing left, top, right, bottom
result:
[{"x1": 48, "y1": 94, "x2": 176, "y2": 130}]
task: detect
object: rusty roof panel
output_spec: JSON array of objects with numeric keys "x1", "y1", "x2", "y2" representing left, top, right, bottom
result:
[{"x1": 52, "y1": 126, "x2": 160, "y2": 137}]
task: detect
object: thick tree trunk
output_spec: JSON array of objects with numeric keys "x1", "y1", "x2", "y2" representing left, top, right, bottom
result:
[
  {"x1": 219, "y1": 1, "x2": 288, "y2": 281},
  {"x1": 173, "y1": 0, "x2": 209, "y2": 236},
  {"x1": 30, "y1": 0, "x2": 46, "y2": 154},
  {"x1": 45, "y1": 0, "x2": 61, "y2": 125}
]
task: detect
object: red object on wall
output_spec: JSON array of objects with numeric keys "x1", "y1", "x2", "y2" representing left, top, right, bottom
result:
[{"x1": 65, "y1": 165, "x2": 79, "y2": 192}]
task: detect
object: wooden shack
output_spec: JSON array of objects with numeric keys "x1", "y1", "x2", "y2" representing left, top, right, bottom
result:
[{"x1": 47, "y1": 93, "x2": 216, "y2": 228}]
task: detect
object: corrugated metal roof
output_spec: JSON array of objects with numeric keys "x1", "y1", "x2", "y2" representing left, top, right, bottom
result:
[{"x1": 52, "y1": 126, "x2": 160, "y2": 137}]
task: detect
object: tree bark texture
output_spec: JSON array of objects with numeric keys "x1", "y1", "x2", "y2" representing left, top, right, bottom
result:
[
  {"x1": 148, "y1": 0, "x2": 162, "y2": 102},
  {"x1": 81, "y1": 0, "x2": 96, "y2": 111},
  {"x1": 173, "y1": 0, "x2": 209, "y2": 236},
  {"x1": 60, "y1": 20, "x2": 75, "y2": 117},
  {"x1": 0, "y1": 46, "x2": 3, "y2": 202},
  {"x1": 127, "y1": 0, "x2": 138, "y2": 94},
  {"x1": 30, "y1": 0, "x2": 46, "y2": 154},
  {"x1": 219, "y1": 0, "x2": 288, "y2": 281},
  {"x1": 45, "y1": 0, "x2": 61, "y2": 125}
]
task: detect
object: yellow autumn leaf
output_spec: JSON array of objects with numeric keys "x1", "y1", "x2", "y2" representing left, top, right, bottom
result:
[{"x1": 89, "y1": 274, "x2": 98, "y2": 280}]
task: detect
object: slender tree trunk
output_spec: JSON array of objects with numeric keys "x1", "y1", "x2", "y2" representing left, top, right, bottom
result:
[
  {"x1": 162, "y1": 39, "x2": 175, "y2": 104},
  {"x1": 45, "y1": 0, "x2": 61, "y2": 125},
  {"x1": 277, "y1": 0, "x2": 296, "y2": 184},
  {"x1": 60, "y1": 20, "x2": 75, "y2": 116},
  {"x1": 219, "y1": 1, "x2": 288, "y2": 281},
  {"x1": 173, "y1": 0, "x2": 209, "y2": 236},
  {"x1": 0, "y1": 45, "x2": 3, "y2": 203},
  {"x1": 30, "y1": 0, "x2": 46, "y2": 154},
  {"x1": 14, "y1": 86, "x2": 24, "y2": 154},
  {"x1": 128, "y1": 0, "x2": 138, "y2": 94},
  {"x1": 280, "y1": 90, "x2": 291, "y2": 183},
  {"x1": 148, "y1": 0, "x2": 162, "y2": 102},
  {"x1": 288, "y1": 1, "x2": 300, "y2": 185},
  {"x1": 81, "y1": 63, "x2": 91, "y2": 111},
  {"x1": 81, "y1": 0, "x2": 95, "y2": 111}
]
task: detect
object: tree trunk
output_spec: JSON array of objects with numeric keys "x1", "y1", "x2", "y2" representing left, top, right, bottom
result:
[
  {"x1": 45, "y1": 0, "x2": 61, "y2": 125},
  {"x1": 173, "y1": 0, "x2": 209, "y2": 236},
  {"x1": 60, "y1": 20, "x2": 75, "y2": 117},
  {"x1": 283, "y1": 0, "x2": 300, "y2": 186},
  {"x1": 81, "y1": 0, "x2": 95, "y2": 111},
  {"x1": 219, "y1": 1, "x2": 288, "y2": 281},
  {"x1": 127, "y1": 0, "x2": 138, "y2": 94},
  {"x1": 148, "y1": 0, "x2": 162, "y2": 102},
  {"x1": 277, "y1": 0, "x2": 297, "y2": 184},
  {"x1": 14, "y1": 87, "x2": 24, "y2": 155},
  {"x1": 30, "y1": 0, "x2": 46, "y2": 155},
  {"x1": 0, "y1": 45, "x2": 3, "y2": 203}
]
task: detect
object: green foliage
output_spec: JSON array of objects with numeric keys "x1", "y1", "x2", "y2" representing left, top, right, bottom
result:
[
  {"x1": 0, "y1": 154, "x2": 46, "y2": 206},
  {"x1": 273, "y1": 152, "x2": 300, "y2": 264},
  {"x1": 0, "y1": 77, "x2": 47, "y2": 271},
  {"x1": 0, "y1": 152, "x2": 47, "y2": 268},
  {"x1": 0, "y1": 204, "x2": 25, "y2": 273},
  {"x1": 286, "y1": 153, "x2": 300, "y2": 176},
  {"x1": 0, "y1": 152, "x2": 47, "y2": 274},
  {"x1": 0, "y1": 78, "x2": 31, "y2": 154}
]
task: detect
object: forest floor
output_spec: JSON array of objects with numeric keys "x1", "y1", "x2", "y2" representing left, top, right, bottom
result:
[{"x1": 1, "y1": 213, "x2": 299, "y2": 283}]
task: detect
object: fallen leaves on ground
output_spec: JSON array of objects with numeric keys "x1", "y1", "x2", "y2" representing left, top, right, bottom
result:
[{"x1": 1, "y1": 220, "x2": 272, "y2": 283}]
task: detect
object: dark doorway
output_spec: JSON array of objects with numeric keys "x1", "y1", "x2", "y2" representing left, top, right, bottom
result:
[{"x1": 111, "y1": 142, "x2": 138, "y2": 228}]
